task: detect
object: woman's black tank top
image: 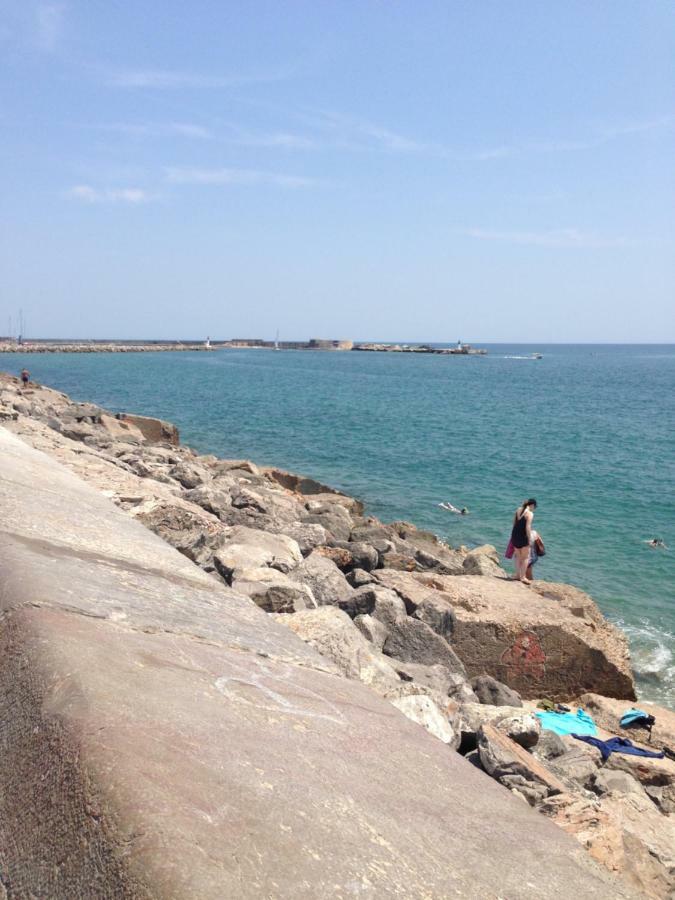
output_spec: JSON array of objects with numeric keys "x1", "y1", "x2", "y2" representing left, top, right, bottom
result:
[{"x1": 511, "y1": 510, "x2": 529, "y2": 549}]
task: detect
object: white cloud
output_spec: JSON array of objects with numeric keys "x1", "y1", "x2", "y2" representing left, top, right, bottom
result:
[
  {"x1": 461, "y1": 228, "x2": 630, "y2": 249},
  {"x1": 107, "y1": 68, "x2": 288, "y2": 89},
  {"x1": 97, "y1": 122, "x2": 212, "y2": 140},
  {"x1": 164, "y1": 167, "x2": 320, "y2": 189},
  {"x1": 69, "y1": 185, "x2": 152, "y2": 204},
  {"x1": 35, "y1": 2, "x2": 65, "y2": 51}
]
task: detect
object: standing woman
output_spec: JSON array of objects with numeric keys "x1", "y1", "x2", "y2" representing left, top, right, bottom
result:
[{"x1": 511, "y1": 499, "x2": 537, "y2": 584}]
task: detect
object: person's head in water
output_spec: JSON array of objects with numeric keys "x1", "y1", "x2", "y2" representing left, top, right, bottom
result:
[{"x1": 461, "y1": 508, "x2": 468, "y2": 515}]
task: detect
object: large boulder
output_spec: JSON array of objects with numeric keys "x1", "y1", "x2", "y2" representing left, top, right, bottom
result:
[
  {"x1": 373, "y1": 569, "x2": 444, "y2": 614},
  {"x1": 231, "y1": 568, "x2": 317, "y2": 613},
  {"x1": 120, "y1": 413, "x2": 179, "y2": 445},
  {"x1": 388, "y1": 691, "x2": 460, "y2": 747},
  {"x1": 273, "y1": 522, "x2": 328, "y2": 555},
  {"x1": 394, "y1": 661, "x2": 476, "y2": 703},
  {"x1": 214, "y1": 527, "x2": 302, "y2": 579},
  {"x1": 541, "y1": 791, "x2": 675, "y2": 899},
  {"x1": 471, "y1": 674, "x2": 523, "y2": 707},
  {"x1": 132, "y1": 500, "x2": 227, "y2": 568},
  {"x1": 462, "y1": 544, "x2": 505, "y2": 577},
  {"x1": 382, "y1": 617, "x2": 466, "y2": 676},
  {"x1": 302, "y1": 503, "x2": 354, "y2": 542},
  {"x1": 288, "y1": 552, "x2": 353, "y2": 606},
  {"x1": 430, "y1": 576, "x2": 636, "y2": 701},
  {"x1": 278, "y1": 607, "x2": 400, "y2": 695},
  {"x1": 460, "y1": 704, "x2": 541, "y2": 751},
  {"x1": 353, "y1": 614, "x2": 389, "y2": 650},
  {"x1": 477, "y1": 724, "x2": 566, "y2": 806}
]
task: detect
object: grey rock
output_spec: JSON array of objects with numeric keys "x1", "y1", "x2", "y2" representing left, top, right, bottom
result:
[
  {"x1": 231, "y1": 568, "x2": 317, "y2": 613},
  {"x1": 133, "y1": 501, "x2": 226, "y2": 568},
  {"x1": 477, "y1": 724, "x2": 566, "y2": 806},
  {"x1": 275, "y1": 522, "x2": 328, "y2": 555},
  {"x1": 353, "y1": 614, "x2": 389, "y2": 650},
  {"x1": 346, "y1": 568, "x2": 376, "y2": 588},
  {"x1": 471, "y1": 674, "x2": 523, "y2": 708},
  {"x1": 62, "y1": 401, "x2": 104, "y2": 421},
  {"x1": 393, "y1": 661, "x2": 466, "y2": 699},
  {"x1": 414, "y1": 547, "x2": 465, "y2": 575},
  {"x1": 337, "y1": 584, "x2": 379, "y2": 618},
  {"x1": 371, "y1": 589, "x2": 408, "y2": 627},
  {"x1": 279, "y1": 607, "x2": 400, "y2": 694},
  {"x1": 389, "y1": 693, "x2": 460, "y2": 747},
  {"x1": 184, "y1": 485, "x2": 233, "y2": 518},
  {"x1": 463, "y1": 545, "x2": 504, "y2": 577},
  {"x1": 213, "y1": 527, "x2": 303, "y2": 579},
  {"x1": 302, "y1": 505, "x2": 353, "y2": 542},
  {"x1": 383, "y1": 618, "x2": 466, "y2": 676},
  {"x1": 350, "y1": 524, "x2": 396, "y2": 545},
  {"x1": 413, "y1": 595, "x2": 456, "y2": 641},
  {"x1": 459, "y1": 704, "x2": 540, "y2": 750},
  {"x1": 372, "y1": 570, "x2": 438, "y2": 615},
  {"x1": 169, "y1": 462, "x2": 210, "y2": 489},
  {"x1": 495, "y1": 713, "x2": 541, "y2": 750},
  {"x1": 532, "y1": 730, "x2": 568, "y2": 761},
  {"x1": 288, "y1": 551, "x2": 353, "y2": 606},
  {"x1": 592, "y1": 769, "x2": 646, "y2": 798},
  {"x1": 330, "y1": 540, "x2": 379, "y2": 572},
  {"x1": 60, "y1": 421, "x2": 101, "y2": 443}
]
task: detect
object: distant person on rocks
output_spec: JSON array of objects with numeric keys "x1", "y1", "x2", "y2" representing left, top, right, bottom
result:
[
  {"x1": 20, "y1": 368, "x2": 30, "y2": 386},
  {"x1": 511, "y1": 498, "x2": 537, "y2": 584}
]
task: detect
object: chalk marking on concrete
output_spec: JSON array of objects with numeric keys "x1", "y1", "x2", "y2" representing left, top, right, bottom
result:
[{"x1": 215, "y1": 657, "x2": 346, "y2": 725}]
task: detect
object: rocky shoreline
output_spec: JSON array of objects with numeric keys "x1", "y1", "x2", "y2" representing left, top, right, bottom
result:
[{"x1": 1, "y1": 371, "x2": 673, "y2": 898}]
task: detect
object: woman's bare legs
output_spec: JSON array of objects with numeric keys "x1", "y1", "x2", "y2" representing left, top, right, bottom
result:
[{"x1": 514, "y1": 546, "x2": 531, "y2": 583}]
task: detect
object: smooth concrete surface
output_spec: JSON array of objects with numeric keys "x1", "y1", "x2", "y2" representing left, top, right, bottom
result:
[{"x1": 0, "y1": 428, "x2": 636, "y2": 898}]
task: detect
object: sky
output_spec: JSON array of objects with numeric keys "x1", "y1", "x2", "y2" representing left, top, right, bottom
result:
[{"x1": 1, "y1": 1, "x2": 674, "y2": 342}]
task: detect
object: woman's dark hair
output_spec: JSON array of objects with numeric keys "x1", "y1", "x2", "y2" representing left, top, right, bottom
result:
[{"x1": 522, "y1": 498, "x2": 537, "y2": 509}]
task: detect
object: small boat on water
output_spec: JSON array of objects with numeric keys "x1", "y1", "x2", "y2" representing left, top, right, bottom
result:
[{"x1": 531, "y1": 352, "x2": 543, "y2": 359}]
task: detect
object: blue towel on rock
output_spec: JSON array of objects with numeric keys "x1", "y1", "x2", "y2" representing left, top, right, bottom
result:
[
  {"x1": 535, "y1": 707, "x2": 597, "y2": 736},
  {"x1": 572, "y1": 735, "x2": 665, "y2": 761}
]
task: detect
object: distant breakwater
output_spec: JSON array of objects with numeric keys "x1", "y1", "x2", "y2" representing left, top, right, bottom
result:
[{"x1": 0, "y1": 338, "x2": 487, "y2": 355}]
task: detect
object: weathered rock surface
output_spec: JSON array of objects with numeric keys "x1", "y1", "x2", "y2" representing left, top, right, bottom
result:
[
  {"x1": 388, "y1": 693, "x2": 459, "y2": 747},
  {"x1": 428, "y1": 575, "x2": 636, "y2": 700},
  {"x1": 1, "y1": 428, "x2": 637, "y2": 899},
  {"x1": 121, "y1": 412, "x2": 180, "y2": 445},
  {"x1": 214, "y1": 526, "x2": 303, "y2": 579},
  {"x1": 288, "y1": 551, "x2": 353, "y2": 606},
  {"x1": 460, "y1": 704, "x2": 541, "y2": 750},
  {"x1": 353, "y1": 613, "x2": 389, "y2": 650},
  {"x1": 232, "y1": 568, "x2": 317, "y2": 613},
  {"x1": 471, "y1": 673, "x2": 524, "y2": 707},
  {"x1": 383, "y1": 616, "x2": 467, "y2": 675},
  {"x1": 478, "y1": 724, "x2": 567, "y2": 805},
  {"x1": 462, "y1": 543, "x2": 505, "y2": 577},
  {"x1": 278, "y1": 607, "x2": 400, "y2": 694},
  {"x1": 541, "y1": 791, "x2": 675, "y2": 900}
]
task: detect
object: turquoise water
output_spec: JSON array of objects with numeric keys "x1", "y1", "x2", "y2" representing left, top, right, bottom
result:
[{"x1": 3, "y1": 345, "x2": 673, "y2": 707}]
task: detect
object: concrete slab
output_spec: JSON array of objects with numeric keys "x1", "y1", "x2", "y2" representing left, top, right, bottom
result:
[{"x1": 0, "y1": 428, "x2": 636, "y2": 898}]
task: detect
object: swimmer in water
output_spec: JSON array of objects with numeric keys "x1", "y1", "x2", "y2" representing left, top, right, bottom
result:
[
  {"x1": 644, "y1": 538, "x2": 668, "y2": 549},
  {"x1": 439, "y1": 502, "x2": 469, "y2": 515}
]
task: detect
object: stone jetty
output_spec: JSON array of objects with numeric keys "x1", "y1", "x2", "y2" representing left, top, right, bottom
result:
[{"x1": 1, "y1": 371, "x2": 672, "y2": 898}]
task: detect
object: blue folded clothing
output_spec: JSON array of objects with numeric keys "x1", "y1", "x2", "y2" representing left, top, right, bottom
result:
[{"x1": 535, "y1": 707, "x2": 597, "y2": 736}]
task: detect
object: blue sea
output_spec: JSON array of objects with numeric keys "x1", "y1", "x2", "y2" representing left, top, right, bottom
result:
[{"x1": 3, "y1": 344, "x2": 673, "y2": 707}]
